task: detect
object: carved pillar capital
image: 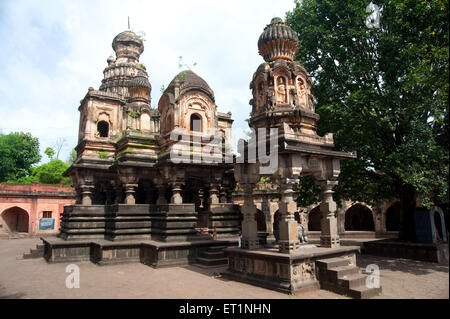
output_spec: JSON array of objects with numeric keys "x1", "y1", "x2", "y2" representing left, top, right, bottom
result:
[
  {"x1": 170, "y1": 182, "x2": 183, "y2": 205},
  {"x1": 80, "y1": 184, "x2": 94, "y2": 206},
  {"x1": 124, "y1": 183, "x2": 138, "y2": 204},
  {"x1": 208, "y1": 184, "x2": 220, "y2": 205}
]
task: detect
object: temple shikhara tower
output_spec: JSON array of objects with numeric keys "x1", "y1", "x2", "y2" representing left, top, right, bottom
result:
[{"x1": 41, "y1": 19, "x2": 382, "y2": 298}]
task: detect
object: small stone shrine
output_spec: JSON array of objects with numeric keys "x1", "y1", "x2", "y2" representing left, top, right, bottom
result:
[{"x1": 223, "y1": 18, "x2": 382, "y2": 298}]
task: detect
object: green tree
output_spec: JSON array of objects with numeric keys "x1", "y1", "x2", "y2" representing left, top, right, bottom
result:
[
  {"x1": 44, "y1": 147, "x2": 55, "y2": 160},
  {"x1": 32, "y1": 159, "x2": 71, "y2": 185},
  {"x1": 0, "y1": 132, "x2": 41, "y2": 182},
  {"x1": 296, "y1": 176, "x2": 322, "y2": 209},
  {"x1": 18, "y1": 159, "x2": 71, "y2": 185},
  {"x1": 286, "y1": 0, "x2": 449, "y2": 241}
]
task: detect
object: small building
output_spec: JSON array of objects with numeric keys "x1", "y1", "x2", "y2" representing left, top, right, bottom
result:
[{"x1": 0, "y1": 183, "x2": 76, "y2": 235}]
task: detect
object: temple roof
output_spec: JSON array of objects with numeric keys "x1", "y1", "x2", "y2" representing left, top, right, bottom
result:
[
  {"x1": 112, "y1": 30, "x2": 143, "y2": 49},
  {"x1": 128, "y1": 70, "x2": 151, "y2": 90},
  {"x1": 164, "y1": 70, "x2": 214, "y2": 99}
]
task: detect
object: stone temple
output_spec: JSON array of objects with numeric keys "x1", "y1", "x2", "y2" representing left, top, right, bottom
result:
[{"x1": 42, "y1": 18, "x2": 382, "y2": 298}]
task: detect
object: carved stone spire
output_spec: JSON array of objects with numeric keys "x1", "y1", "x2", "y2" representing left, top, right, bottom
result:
[{"x1": 257, "y1": 17, "x2": 299, "y2": 62}]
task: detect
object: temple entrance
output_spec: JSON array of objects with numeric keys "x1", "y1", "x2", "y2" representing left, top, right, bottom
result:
[
  {"x1": 386, "y1": 201, "x2": 400, "y2": 231},
  {"x1": 255, "y1": 209, "x2": 266, "y2": 232},
  {"x1": 344, "y1": 204, "x2": 375, "y2": 231},
  {"x1": 308, "y1": 206, "x2": 321, "y2": 231},
  {"x1": 1, "y1": 207, "x2": 29, "y2": 233}
]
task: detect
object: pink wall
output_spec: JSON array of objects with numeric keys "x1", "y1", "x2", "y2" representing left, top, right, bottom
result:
[{"x1": 0, "y1": 183, "x2": 76, "y2": 234}]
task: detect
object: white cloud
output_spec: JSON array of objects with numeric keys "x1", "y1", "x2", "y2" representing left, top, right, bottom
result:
[{"x1": 0, "y1": 0, "x2": 296, "y2": 163}]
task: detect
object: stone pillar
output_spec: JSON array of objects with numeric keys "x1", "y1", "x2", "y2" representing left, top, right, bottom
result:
[
  {"x1": 208, "y1": 184, "x2": 220, "y2": 205},
  {"x1": 156, "y1": 185, "x2": 167, "y2": 205},
  {"x1": 80, "y1": 184, "x2": 94, "y2": 205},
  {"x1": 75, "y1": 186, "x2": 82, "y2": 204},
  {"x1": 241, "y1": 183, "x2": 259, "y2": 249},
  {"x1": 170, "y1": 183, "x2": 183, "y2": 204},
  {"x1": 278, "y1": 180, "x2": 300, "y2": 253},
  {"x1": 319, "y1": 180, "x2": 340, "y2": 248},
  {"x1": 261, "y1": 194, "x2": 273, "y2": 234},
  {"x1": 373, "y1": 205, "x2": 384, "y2": 236},
  {"x1": 124, "y1": 184, "x2": 138, "y2": 204}
]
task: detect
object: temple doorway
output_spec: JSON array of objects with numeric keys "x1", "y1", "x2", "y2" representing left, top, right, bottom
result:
[
  {"x1": 308, "y1": 206, "x2": 321, "y2": 231},
  {"x1": 1, "y1": 207, "x2": 29, "y2": 233},
  {"x1": 386, "y1": 201, "x2": 400, "y2": 231},
  {"x1": 344, "y1": 204, "x2": 375, "y2": 231},
  {"x1": 255, "y1": 209, "x2": 266, "y2": 232}
]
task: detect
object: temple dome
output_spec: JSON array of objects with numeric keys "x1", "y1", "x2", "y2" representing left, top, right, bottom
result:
[
  {"x1": 112, "y1": 30, "x2": 143, "y2": 49},
  {"x1": 164, "y1": 70, "x2": 214, "y2": 100},
  {"x1": 128, "y1": 70, "x2": 151, "y2": 90},
  {"x1": 257, "y1": 17, "x2": 299, "y2": 62},
  {"x1": 112, "y1": 30, "x2": 144, "y2": 62}
]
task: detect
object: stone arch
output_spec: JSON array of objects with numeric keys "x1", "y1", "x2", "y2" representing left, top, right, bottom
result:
[
  {"x1": 163, "y1": 111, "x2": 174, "y2": 134},
  {"x1": 1, "y1": 207, "x2": 29, "y2": 233},
  {"x1": 255, "y1": 209, "x2": 266, "y2": 232},
  {"x1": 308, "y1": 206, "x2": 321, "y2": 231},
  {"x1": 385, "y1": 201, "x2": 400, "y2": 231},
  {"x1": 97, "y1": 121, "x2": 109, "y2": 137},
  {"x1": 190, "y1": 113, "x2": 203, "y2": 132},
  {"x1": 431, "y1": 206, "x2": 447, "y2": 243},
  {"x1": 344, "y1": 204, "x2": 375, "y2": 231}
]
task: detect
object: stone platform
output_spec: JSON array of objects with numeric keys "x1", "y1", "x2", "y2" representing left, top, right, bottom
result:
[
  {"x1": 42, "y1": 236, "x2": 237, "y2": 267},
  {"x1": 223, "y1": 245, "x2": 377, "y2": 297},
  {"x1": 362, "y1": 239, "x2": 449, "y2": 264}
]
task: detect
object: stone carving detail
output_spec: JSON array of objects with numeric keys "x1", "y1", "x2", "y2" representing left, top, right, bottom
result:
[
  {"x1": 301, "y1": 262, "x2": 315, "y2": 280},
  {"x1": 276, "y1": 77, "x2": 288, "y2": 104},
  {"x1": 257, "y1": 82, "x2": 266, "y2": 109}
]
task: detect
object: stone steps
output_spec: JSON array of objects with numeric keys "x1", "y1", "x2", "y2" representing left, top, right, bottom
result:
[
  {"x1": 196, "y1": 246, "x2": 228, "y2": 267},
  {"x1": 23, "y1": 244, "x2": 45, "y2": 259},
  {"x1": 316, "y1": 257, "x2": 381, "y2": 299}
]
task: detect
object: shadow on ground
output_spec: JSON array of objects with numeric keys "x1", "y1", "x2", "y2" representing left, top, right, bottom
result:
[
  {"x1": 0, "y1": 284, "x2": 26, "y2": 299},
  {"x1": 356, "y1": 254, "x2": 449, "y2": 276}
]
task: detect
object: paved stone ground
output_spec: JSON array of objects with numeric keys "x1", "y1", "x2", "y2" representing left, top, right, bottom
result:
[{"x1": 0, "y1": 238, "x2": 447, "y2": 299}]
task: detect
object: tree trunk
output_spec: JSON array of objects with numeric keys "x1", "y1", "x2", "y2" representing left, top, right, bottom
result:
[{"x1": 398, "y1": 184, "x2": 418, "y2": 242}]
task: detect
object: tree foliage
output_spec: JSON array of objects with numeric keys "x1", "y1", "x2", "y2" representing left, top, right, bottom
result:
[
  {"x1": 18, "y1": 159, "x2": 71, "y2": 185},
  {"x1": 296, "y1": 175, "x2": 322, "y2": 209},
  {"x1": 286, "y1": 0, "x2": 449, "y2": 241},
  {"x1": 0, "y1": 132, "x2": 41, "y2": 182}
]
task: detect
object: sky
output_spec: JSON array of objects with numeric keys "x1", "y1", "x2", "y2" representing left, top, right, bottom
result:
[{"x1": 0, "y1": 0, "x2": 298, "y2": 164}]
